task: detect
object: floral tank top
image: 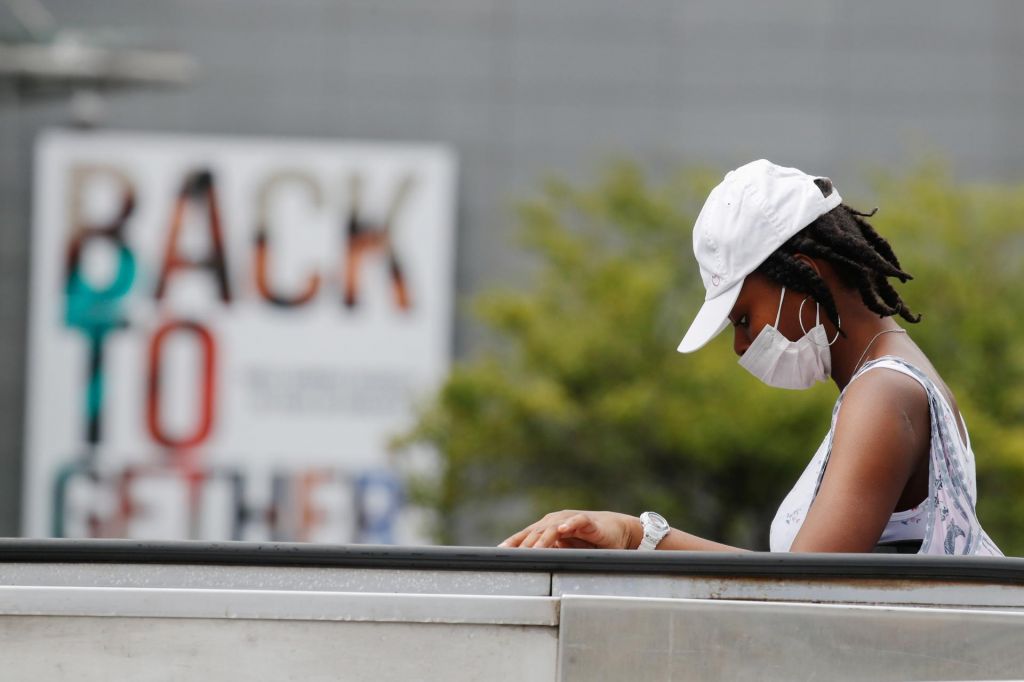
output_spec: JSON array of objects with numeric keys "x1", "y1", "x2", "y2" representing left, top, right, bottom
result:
[{"x1": 770, "y1": 356, "x2": 1003, "y2": 556}]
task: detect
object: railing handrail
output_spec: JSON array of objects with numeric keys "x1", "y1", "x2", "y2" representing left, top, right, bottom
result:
[{"x1": 0, "y1": 538, "x2": 1022, "y2": 584}]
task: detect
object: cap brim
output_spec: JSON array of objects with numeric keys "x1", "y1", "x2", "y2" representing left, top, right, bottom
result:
[{"x1": 676, "y1": 280, "x2": 743, "y2": 353}]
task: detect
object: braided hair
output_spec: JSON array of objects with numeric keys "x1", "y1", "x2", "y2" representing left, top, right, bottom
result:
[{"x1": 755, "y1": 179, "x2": 921, "y2": 335}]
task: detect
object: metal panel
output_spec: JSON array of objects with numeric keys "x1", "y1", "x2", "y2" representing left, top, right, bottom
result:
[
  {"x1": 0, "y1": 615, "x2": 558, "y2": 682},
  {"x1": 0, "y1": 586, "x2": 559, "y2": 625},
  {"x1": 0, "y1": 562, "x2": 551, "y2": 596},
  {"x1": 553, "y1": 572, "x2": 1024, "y2": 609},
  {"x1": 558, "y1": 595, "x2": 1024, "y2": 682}
]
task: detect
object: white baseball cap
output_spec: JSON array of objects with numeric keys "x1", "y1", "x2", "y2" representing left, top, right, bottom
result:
[{"x1": 677, "y1": 159, "x2": 842, "y2": 353}]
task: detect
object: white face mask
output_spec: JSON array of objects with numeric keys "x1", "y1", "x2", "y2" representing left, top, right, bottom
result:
[{"x1": 737, "y1": 286, "x2": 837, "y2": 390}]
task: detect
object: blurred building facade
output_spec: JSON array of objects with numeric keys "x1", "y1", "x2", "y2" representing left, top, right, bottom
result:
[{"x1": 1, "y1": 0, "x2": 1023, "y2": 536}]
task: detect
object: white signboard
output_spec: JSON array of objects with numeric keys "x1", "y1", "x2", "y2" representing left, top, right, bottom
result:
[{"x1": 23, "y1": 130, "x2": 456, "y2": 543}]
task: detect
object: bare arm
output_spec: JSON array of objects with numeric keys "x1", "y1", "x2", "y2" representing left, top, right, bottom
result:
[
  {"x1": 500, "y1": 369, "x2": 929, "y2": 553},
  {"x1": 649, "y1": 527, "x2": 748, "y2": 552},
  {"x1": 789, "y1": 369, "x2": 929, "y2": 552},
  {"x1": 499, "y1": 510, "x2": 747, "y2": 551}
]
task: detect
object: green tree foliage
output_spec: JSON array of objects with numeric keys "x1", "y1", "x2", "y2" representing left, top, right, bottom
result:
[{"x1": 399, "y1": 161, "x2": 1024, "y2": 554}]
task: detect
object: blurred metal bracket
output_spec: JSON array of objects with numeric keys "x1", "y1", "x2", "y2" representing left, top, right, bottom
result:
[
  {"x1": 0, "y1": 0, "x2": 197, "y2": 111},
  {"x1": 0, "y1": 33, "x2": 197, "y2": 91}
]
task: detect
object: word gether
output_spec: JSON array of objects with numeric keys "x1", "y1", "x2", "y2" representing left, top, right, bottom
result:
[{"x1": 53, "y1": 458, "x2": 405, "y2": 543}]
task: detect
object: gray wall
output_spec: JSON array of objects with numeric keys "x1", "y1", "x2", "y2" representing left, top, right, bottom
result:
[{"x1": 1, "y1": 0, "x2": 1023, "y2": 536}]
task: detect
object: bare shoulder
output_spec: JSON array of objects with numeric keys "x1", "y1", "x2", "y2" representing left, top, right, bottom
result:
[
  {"x1": 841, "y1": 364, "x2": 929, "y2": 422},
  {"x1": 831, "y1": 365, "x2": 930, "y2": 472}
]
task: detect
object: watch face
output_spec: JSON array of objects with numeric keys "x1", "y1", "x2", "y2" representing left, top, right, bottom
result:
[{"x1": 641, "y1": 511, "x2": 669, "y2": 533}]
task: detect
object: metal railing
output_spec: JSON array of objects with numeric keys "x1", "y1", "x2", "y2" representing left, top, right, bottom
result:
[{"x1": 1, "y1": 540, "x2": 1023, "y2": 681}]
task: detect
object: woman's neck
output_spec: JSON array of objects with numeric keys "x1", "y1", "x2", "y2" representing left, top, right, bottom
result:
[{"x1": 829, "y1": 309, "x2": 906, "y2": 391}]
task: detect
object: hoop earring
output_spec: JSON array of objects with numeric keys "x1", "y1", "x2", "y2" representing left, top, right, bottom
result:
[{"x1": 799, "y1": 296, "x2": 841, "y2": 346}]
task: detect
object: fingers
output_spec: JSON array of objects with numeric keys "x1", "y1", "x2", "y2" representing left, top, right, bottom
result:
[
  {"x1": 557, "y1": 513, "x2": 592, "y2": 534},
  {"x1": 500, "y1": 511, "x2": 565, "y2": 548},
  {"x1": 555, "y1": 537, "x2": 597, "y2": 549},
  {"x1": 515, "y1": 528, "x2": 543, "y2": 549},
  {"x1": 530, "y1": 524, "x2": 562, "y2": 549},
  {"x1": 499, "y1": 523, "x2": 550, "y2": 548},
  {"x1": 498, "y1": 526, "x2": 532, "y2": 548},
  {"x1": 517, "y1": 525, "x2": 555, "y2": 549}
]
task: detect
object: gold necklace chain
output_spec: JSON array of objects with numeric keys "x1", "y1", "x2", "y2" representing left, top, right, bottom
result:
[{"x1": 852, "y1": 328, "x2": 907, "y2": 376}]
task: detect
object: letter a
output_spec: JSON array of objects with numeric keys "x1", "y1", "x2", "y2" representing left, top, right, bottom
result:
[{"x1": 155, "y1": 170, "x2": 232, "y2": 302}]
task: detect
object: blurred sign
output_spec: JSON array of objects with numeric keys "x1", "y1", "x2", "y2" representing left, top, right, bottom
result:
[{"x1": 23, "y1": 130, "x2": 456, "y2": 543}]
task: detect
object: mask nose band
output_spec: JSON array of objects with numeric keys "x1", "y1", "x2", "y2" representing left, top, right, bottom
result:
[{"x1": 798, "y1": 296, "x2": 841, "y2": 346}]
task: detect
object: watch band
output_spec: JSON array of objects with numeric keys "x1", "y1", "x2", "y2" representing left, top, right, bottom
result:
[{"x1": 637, "y1": 535, "x2": 661, "y2": 550}]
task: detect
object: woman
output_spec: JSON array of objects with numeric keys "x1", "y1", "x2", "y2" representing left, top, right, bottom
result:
[{"x1": 500, "y1": 159, "x2": 1002, "y2": 556}]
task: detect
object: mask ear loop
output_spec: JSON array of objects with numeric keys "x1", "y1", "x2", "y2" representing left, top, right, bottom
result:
[
  {"x1": 798, "y1": 296, "x2": 841, "y2": 346},
  {"x1": 773, "y1": 286, "x2": 786, "y2": 329}
]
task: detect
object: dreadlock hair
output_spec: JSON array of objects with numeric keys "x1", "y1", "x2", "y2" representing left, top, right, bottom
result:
[{"x1": 755, "y1": 178, "x2": 921, "y2": 336}]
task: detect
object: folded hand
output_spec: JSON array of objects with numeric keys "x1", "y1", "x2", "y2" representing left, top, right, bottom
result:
[{"x1": 498, "y1": 510, "x2": 639, "y2": 549}]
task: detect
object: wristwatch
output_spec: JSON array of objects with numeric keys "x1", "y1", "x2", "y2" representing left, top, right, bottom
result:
[{"x1": 637, "y1": 511, "x2": 670, "y2": 550}]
